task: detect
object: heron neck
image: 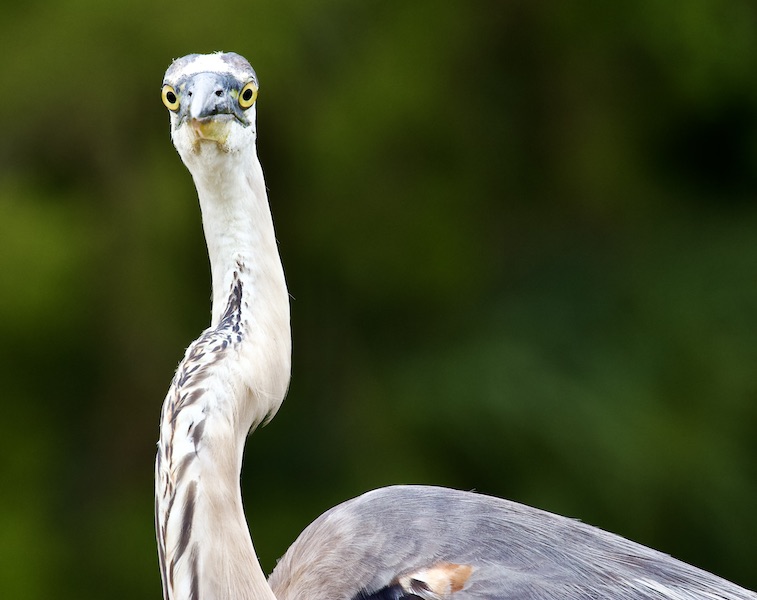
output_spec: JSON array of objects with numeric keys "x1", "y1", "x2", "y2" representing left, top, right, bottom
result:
[
  {"x1": 191, "y1": 148, "x2": 285, "y2": 329},
  {"x1": 156, "y1": 143, "x2": 289, "y2": 600},
  {"x1": 157, "y1": 390, "x2": 279, "y2": 600},
  {"x1": 188, "y1": 144, "x2": 291, "y2": 431}
]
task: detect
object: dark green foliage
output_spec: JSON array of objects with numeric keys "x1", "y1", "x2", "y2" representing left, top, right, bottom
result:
[{"x1": 0, "y1": 0, "x2": 756, "y2": 597}]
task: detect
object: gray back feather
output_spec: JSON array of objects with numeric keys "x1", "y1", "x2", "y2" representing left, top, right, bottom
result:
[{"x1": 269, "y1": 485, "x2": 755, "y2": 600}]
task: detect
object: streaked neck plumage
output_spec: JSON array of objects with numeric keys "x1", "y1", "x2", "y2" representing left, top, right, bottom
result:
[{"x1": 156, "y1": 137, "x2": 290, "y2": 600}]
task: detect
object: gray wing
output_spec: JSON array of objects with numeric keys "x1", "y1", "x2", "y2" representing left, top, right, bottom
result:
[{"x1": 268, "y1": 485, "x2": 756, "y2": 600}]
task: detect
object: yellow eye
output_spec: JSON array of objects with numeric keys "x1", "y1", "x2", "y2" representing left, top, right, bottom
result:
[
  {"x1": 161, "y1": 84, "x2": 180, "y2": 111},
  {"x1": 238, "y1": 81, "x2": 258, "y2": 109}
]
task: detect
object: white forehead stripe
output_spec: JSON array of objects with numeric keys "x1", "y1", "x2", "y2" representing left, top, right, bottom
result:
[{"x1": 167, "y1": 52, "x2": 253, "y2": 83}]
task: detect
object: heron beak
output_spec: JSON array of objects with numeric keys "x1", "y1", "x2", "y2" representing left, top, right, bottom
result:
[{"x1": 182, "y1": 73, "x2": 246, "y2": 144}]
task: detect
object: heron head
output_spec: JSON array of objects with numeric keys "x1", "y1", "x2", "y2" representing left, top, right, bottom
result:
[{"x1": 162, "y1": 52, "x2": 259, "y2": 154}]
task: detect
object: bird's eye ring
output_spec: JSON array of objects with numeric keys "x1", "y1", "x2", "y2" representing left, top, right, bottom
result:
[
  {"x1": 162, "y1": 85, "x2": 180, "y2": 111},
  {"x1": 238, "y1": 81, "x2": 258, "y2": 109}
]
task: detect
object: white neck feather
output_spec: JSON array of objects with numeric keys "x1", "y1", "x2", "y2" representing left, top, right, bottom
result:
[
  {"x1": 156, "y1": 139, "x2": 290, "y2": 600},
  {"x1": 191, "y1": 148, "x2": 278, "y2": 325}
]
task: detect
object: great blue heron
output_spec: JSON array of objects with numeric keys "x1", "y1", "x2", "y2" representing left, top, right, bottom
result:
[{"x1": 155, "y1": 52, "x2": 756, "y2": 600}]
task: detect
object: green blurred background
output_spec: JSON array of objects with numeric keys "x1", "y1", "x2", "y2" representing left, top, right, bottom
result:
[{"x1": 1, "y1": 0, "x2": 756, "y2": 597}]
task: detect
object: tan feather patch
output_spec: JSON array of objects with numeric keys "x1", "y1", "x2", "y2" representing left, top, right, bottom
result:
[{"x1": 398, "y1": 562, "x2": 474, "y2": 598}]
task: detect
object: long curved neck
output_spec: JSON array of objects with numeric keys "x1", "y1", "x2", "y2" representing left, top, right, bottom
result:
[
  {"x1": 192, "y1": 147, "x2": 284, "y2": 328},
  {"x1": 156, "y1": 142, "x2": 290, "y2": 600}
]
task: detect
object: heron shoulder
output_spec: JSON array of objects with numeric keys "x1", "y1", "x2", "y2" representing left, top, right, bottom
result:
[{"x1": 269, "y1": 485, "x2": 757, "y2": 600}]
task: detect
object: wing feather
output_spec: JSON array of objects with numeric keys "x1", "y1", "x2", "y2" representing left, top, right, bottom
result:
[{"x1": 268, "y1": 486, "x2": 755, "y2": 600}]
